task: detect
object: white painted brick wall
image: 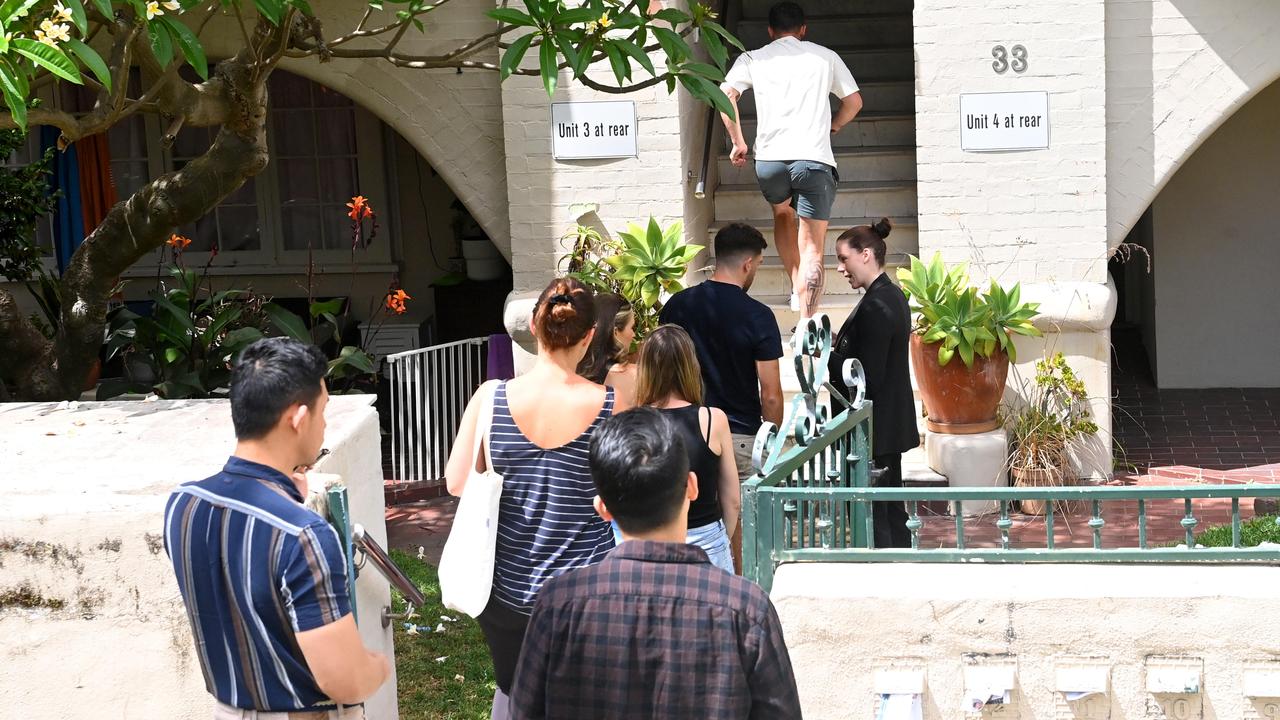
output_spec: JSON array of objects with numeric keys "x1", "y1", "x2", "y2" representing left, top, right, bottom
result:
[
  {"x1": 914, "y1": 0, "x2": 1108, "y2": 286},
  {"x1": 1106, "y1": 0, "x2": 1280, "y2": 245},
  {"x1": 500, "y1": 2, "x2": 710, "y2": 292}
]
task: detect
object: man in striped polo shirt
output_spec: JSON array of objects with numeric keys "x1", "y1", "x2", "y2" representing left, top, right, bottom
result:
[{"x1": 164, "y1": 338, "x2": 389, "y2": 719}]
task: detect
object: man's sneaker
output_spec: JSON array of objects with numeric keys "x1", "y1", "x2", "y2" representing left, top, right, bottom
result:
[{"x1": 789, "y1": 292, "x2": 799, "y2": 312}]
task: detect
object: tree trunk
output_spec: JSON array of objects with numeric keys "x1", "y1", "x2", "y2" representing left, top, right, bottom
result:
[{"x1": 0, "y1": 52, "x2": 276, "y2": 401}]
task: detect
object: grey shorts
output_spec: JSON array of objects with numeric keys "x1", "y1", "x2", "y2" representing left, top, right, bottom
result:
[{"x1": 755, "y1": 160, "x2": 838, "y2": 221}]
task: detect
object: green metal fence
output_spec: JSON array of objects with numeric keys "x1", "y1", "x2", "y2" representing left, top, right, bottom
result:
[{"x1": 740, "y1": 315, "x2": 1280, "y2": 593}]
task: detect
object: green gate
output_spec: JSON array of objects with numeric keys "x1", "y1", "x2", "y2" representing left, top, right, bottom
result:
[{"x1": 741, "y1": 315, "x2": 1280, "y2": 593}]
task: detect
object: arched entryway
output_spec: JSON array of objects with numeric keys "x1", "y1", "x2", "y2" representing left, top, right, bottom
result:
[{"x1": 1110, "y1": 77, "x2": 1280, "y2": 475}]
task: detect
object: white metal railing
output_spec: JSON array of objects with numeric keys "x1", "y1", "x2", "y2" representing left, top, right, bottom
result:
[{"x1": 387, "y1": 336, "x2": 490, "y2": 485}]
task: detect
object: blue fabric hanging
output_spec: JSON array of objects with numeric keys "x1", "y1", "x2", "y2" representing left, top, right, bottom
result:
[{"x1": 40, "y1": 126, "x2": 84, "y2": 275}]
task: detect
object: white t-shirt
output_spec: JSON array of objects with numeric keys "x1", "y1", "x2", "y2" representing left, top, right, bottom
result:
[{"x1": 721, "y1": 36, "x2": 859, "y2": 168}]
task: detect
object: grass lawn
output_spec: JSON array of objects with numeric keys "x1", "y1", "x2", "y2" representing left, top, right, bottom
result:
[
  {"x1": 1196, "y1": 513, "x2": 1280, "y2": 547},
  {"x1": 388, "y1": 549, "x2": 495, "y2": 719}
]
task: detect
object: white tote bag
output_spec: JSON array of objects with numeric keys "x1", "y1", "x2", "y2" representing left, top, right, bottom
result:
[{"x1": 439, "y1": 380, "x2": 504, "y2": 617}]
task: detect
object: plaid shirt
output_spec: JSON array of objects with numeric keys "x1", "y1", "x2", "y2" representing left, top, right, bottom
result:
[{"x1": 509, "y1": 541, "x2": 802, "y2": 719}]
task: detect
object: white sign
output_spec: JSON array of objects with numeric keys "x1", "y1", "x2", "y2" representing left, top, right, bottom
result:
[
  {"x1": 959, "y1": 91, "x2": 1049, "y2": 151},
  {"x1": 551, "y1": 101, "x2": 637, "y2": 160}
]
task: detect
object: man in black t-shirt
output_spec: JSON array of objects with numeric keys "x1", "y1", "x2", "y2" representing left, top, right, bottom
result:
[{"x1": 660, "y1": 223, "x2": 785, "y2": 571}]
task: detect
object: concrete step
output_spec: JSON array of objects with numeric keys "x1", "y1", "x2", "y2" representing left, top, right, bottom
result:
[
  {"x1": 731, "y1": 44, "x2": 913, "y2": 83},
  {"x1": 740, "y1": 0, "x2": 916, "y2": 18},
  {"x1": 739, "y1": 111, "x2": 916, "y2": 149},
  {"x1": 717, "y1": 144, "x2": 917, "y2": 185},
  {"x1": 715, "y1": 180, "x2": 918, "y2": 221},
  {"x1": 736, "y1": 14, "x2": 914, "y2": 48},
  {"x1": 708, "y1": 216, "x2": 919, "y2": 257},
  {"x1": 736, "y1": 79, "x2": 915, "y2": 116}
]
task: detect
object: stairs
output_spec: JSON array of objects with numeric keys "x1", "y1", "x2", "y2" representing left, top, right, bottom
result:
[
  {"x1": 708, "y1": 1, "x2": 938, "y2": 487},
  {"x1": 706, "y1": 0, "x2": 919, "y2": 335}
]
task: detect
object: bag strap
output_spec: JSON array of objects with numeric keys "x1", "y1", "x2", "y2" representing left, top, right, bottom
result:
[{"x1": 471, "y1": 380, "x2": 498, "y2": 473}]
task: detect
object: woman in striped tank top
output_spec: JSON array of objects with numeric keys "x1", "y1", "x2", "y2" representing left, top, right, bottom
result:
[{"x1": 445, "y1": 277, "x2": 615, "y2": 714}]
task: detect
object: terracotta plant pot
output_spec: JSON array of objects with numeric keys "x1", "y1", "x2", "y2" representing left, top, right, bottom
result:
[
  {"x1": 1011, "y1": 466, "x2": 1060, "y2": 515},
  {"x1": 910, "y1": 333, "x2": 1009, "y2": 434},
  {"x1": 83, "y1": 359, "x2": 102, "y2": 392}
]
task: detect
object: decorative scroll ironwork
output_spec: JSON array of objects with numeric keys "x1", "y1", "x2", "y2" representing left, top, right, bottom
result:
[{"x1": 751, "y1": 314, "x2": 867, "y2": 479}]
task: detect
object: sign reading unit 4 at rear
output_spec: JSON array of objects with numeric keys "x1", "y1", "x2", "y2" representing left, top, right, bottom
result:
[
  {"x1": 551, "y1": 101, "x2": 638, "y2": 160},
  {"x1": 960, "y1": 91, "x2": 1050, "y2": 151}
]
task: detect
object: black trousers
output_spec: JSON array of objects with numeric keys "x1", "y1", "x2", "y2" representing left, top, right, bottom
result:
[
  {"x1": 475, "y1": 596, "x2": 530, "y2": 694},
  {"x1": 873, "y1": 453, "x2": 912, "y2": 549}
]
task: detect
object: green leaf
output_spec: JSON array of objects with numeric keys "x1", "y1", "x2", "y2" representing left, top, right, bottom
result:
[
  {"x1": 0, "y1": 0, "x2": 38, "y2": 26},
  {"x1": 538, "y1": 36, "x2": 557, "y2": 96},
  {"x1": 602, "y1": 40, "x2": 629, "y2": 83},
  {"x1": 554, "y1": 32, "x2": 584, "y2": 79},
  {"x1": 703, "y1": 20, "x2": 744, "y2": 51},
  {"x1": 61, "y1": 0, "x2": 89, "y2": 35},
  {"x1": 652, "y1": 26, "x2": 691, "y2": 63},
  {"x1": 0, "y1": 61, "x2": 27, "y2": 130},
  {"x1": 487, "y1": 7, "x2": 535, "y2": 26},
  {"x1": 554, "y1": 6, "x2": 599, "y2": 25},
  {"x1": 146, "y1": 21, "x2": 174, "y2": 68},
  {"x1": 680, "y1": 74, "x2": 734, "y2": 118},
  {"x1": 610, "y1": 38, "x2": 655, "y2": 77},
  {"x1": 63, "y1": 39, "x2": 111, "y2": 91},
  {"x1": 701, "y1": 25, "x2": 727, "y2": 69},
  {"x1": 263, "y1": 302, "x2": 311, "y2": 342},
  {"x1": 90, "y1": 0, "x2": 111, "y2": 15},
  {"x1": 654, "y1": 7, "x2": 691, "y2": 25},
  {"x1": 12, "y1": 38, "x2": 82, "y2": 84},
  {"x1": 202, "y1": 305, "x2": 243, "y2": 345},
  {"x1": 937, "y1": 344, "x2": 954, "y2": 366},
  {"x1": 309, "y1": 297, "x2": 345, "y2": 319},
  {"x1": 682, "y1": 61, "x2": 725, "y2": 82},
  {"x1": 158, "y1": 16, "x2": 208, "y2": 80},
  {"x1": 500, "y1": 32, "x2": 535, "y2": 82},
  {"x1": 254, "y1": 0, "x2": 284, "y2": 24}
]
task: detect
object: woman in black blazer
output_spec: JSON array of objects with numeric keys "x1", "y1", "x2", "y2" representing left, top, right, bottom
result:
[{"x1": 828, "y1": 218, "x2": 921, "y2": 548}]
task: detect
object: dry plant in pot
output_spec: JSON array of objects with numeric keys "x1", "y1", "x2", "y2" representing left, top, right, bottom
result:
[{"x1": 1004, "y1": 353, "x2": 1098, "y2": 515}]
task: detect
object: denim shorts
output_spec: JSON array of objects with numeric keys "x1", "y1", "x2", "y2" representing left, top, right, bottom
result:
[
  {"x1": 755, "y1": 160, "x2": 838, "y2": 221},
  {"x1": 687, "y1": 520, "x2": 734, "y2": 573},
  {"x1": 613, "y1": 520, "x2": 734, "y2": 574}
]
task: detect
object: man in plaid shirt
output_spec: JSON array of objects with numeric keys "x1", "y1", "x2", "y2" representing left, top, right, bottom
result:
[{"x1": 509, "y1": 408, "x2": 802, "y2": 719}]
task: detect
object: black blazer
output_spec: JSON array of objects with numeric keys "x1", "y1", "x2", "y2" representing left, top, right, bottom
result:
[{"x1": 828, "y1": 272, "x2": 920, "y2": 457}]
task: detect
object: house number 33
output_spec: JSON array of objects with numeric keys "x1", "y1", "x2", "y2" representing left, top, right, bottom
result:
[{"x1": 992, "y1": 44, "x2": 1028, "y2": 74}]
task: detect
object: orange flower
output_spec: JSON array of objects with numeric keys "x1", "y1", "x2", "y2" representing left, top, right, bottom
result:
[
  {"x1": 385, "y1": 288, "x2": 410, "y2": 315},
  {"x1": 347, "y1": 195, "x2": 374, "y2": 221},
  {"x1": 166, "y1": 234, "x2": 192, "y2": 250}
]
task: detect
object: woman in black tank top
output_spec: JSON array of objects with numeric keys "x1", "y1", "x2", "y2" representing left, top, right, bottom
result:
[{"x1": 635, "y1": 325, "x2": 741, "y2": 573}]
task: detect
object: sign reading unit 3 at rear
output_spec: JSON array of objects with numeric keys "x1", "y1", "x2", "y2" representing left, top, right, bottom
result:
[
  {"x1": 960, "y1": 91, "x2": 1050, "y2": 151},
  {"x1": 551, "y1": 101, "x2": 638, "y2": 160}
]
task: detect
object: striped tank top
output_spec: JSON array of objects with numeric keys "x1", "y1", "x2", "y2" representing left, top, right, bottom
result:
[{"x1": 488, "y1": 380, "x2": 616, "y2": 613}]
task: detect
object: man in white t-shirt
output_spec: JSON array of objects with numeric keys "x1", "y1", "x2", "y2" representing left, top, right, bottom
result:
[{"x1": 720, "y1": 1, "x2": 863, "y2": 320}]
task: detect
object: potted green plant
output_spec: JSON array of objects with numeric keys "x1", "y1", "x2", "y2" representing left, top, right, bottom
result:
[
  {"x1": 1003, "y1": 352, "x2": 1099, "y2": 514},
  {"x1": 562, "y1": 217, "x2": 702, "y2": 339},
  {"x1": 897, "y1": 252, "x2": 1042, "y2": 433}
]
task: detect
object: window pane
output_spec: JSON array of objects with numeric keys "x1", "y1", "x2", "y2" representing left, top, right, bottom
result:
[
  {"x1": 217, "y1": 206, "x2": 261, "y2": 252},
  {"x1": 316, "y1": 109, "x2": 356, "y2": 155},
  {"x1": 111, "y1": 159, "x2": 149, "y2": 198},
  {"x1": 273, "y1": 110, "x2": 316, "y2": 157},
  {"x1": 270, "y1": 72, "x2": 312, "y2": 109},
  {"x1": 318, "y1": 157, "x2": 357, "y2": 203},
  {"x1": 278, "y1": 158, "x2": 319, "y2": 203},
  {"x1": 324, "y1": 204, "x2": 355, "y2": 250},
  {"x1": 315, "y1": 84, "x2": 353, "y2": 108},
  {"x1": 281, "y1": 206, "x2": 322, "y2": 251}
]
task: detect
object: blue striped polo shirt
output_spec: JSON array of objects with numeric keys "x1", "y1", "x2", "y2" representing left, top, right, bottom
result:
[
  {"x1": 163, "y1": 456, "x2": 351, "y2": 711},
  {"x1": 488, "y1": 381, "x2": 616, "y2": 613}
]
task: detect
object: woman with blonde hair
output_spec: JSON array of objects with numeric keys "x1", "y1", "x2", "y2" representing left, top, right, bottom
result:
[
  {"x1": 445, "y1": 276, "x2": 615, "y2": 715},
  {"x1": 634, "y1": 324, "x2": 740, "y2": 572},
  {"x1": 576, "y1": 293, "x2": 637, "y2": 410}
]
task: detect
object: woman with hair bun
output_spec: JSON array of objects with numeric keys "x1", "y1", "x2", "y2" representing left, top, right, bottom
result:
[
  {"x1": 829, "y1": 217, "x2": 920, "y2": 549},
  {"x1": 445, "y1": 276, "x2": 616, "y2": 715}
]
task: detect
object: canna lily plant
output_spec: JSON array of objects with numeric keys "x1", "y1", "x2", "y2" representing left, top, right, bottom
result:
[{"x1": 897, "y1": 252, "x2": 1042, "y2": 368}]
